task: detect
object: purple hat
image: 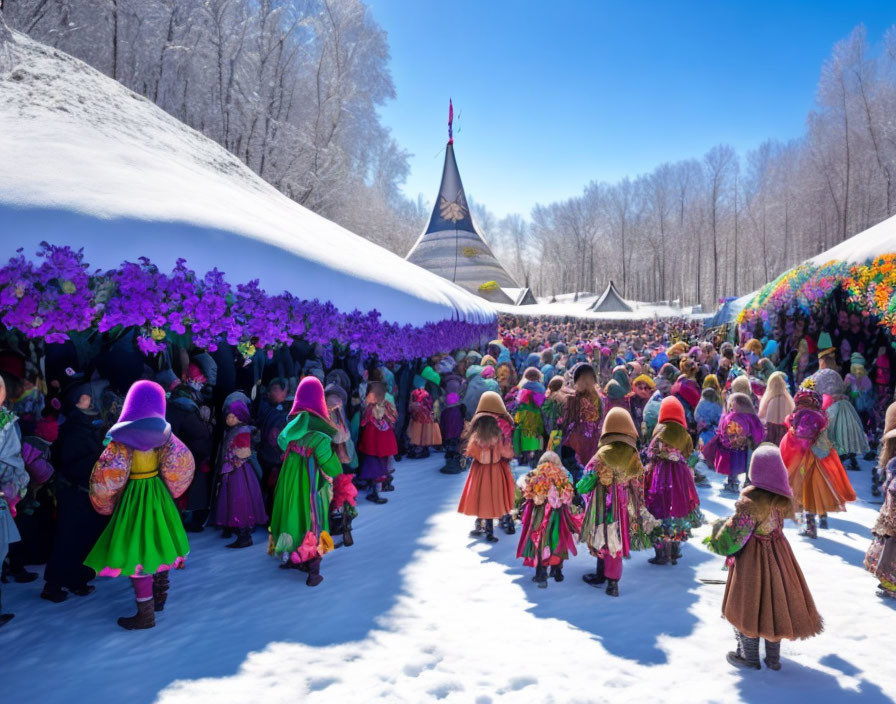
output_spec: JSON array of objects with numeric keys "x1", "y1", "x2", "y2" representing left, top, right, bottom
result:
[
  {"x1": 108, "y1": 380, "x2": 171, "y2": 451},
  {"x1": 289, "y1": 376, "x2": 330, "y2": 421},
  {"x1": 748, "y1": 443, "x2": 793, "y2": 498},
  {"x1": 227, "y1": 400, "x2": 251, "y2": 424}
]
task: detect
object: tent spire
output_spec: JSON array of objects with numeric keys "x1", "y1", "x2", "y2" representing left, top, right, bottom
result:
[{"x1": 448, "y1": 99, "x2": 454, "y2": 145}]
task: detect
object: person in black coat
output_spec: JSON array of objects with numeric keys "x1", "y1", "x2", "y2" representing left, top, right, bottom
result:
[
  {"x1": 167, "y1": 389, "x2": 213, "y2": 532},
  {"x1": 41, "y1": 382, "x2": 108, "y2": 602}
]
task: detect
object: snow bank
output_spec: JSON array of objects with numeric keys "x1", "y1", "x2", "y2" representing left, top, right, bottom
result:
[
  {"x1": 0, "y1": 32, "x2": 493, "y2": 328},
  {"x1": 809, "y1": 213, "x2": 896, "y2": 266}
]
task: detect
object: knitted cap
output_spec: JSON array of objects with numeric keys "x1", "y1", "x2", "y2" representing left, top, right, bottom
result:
[
  {"x1": 851, "y1": 352, "x2": 866, "y2": 367},
  {"x1": 600, "y1": 407, "x2": 638, "y2": 448},
  {"x1": 659, "y1": 396, "x2": 687, "y2": 427},
  {"x1": 289, "y1": 376, "x2": 329, "y2": 420},
  {"x1": 227, "y1": 400, "x2": 251, "y2": 424},
  {"x1": 632, "y1": 373, "x2": 655, "y2": 389},
  {"x1": 748, "y1": 443, "x2": 793, "y2": 498}
]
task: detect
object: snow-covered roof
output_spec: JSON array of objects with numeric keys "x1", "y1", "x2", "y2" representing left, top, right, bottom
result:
[
  {"x1": 808, "y1": 213, "x2": 896, "y2": 265},
  {"x1": 493, "y1": 293, "x2": 696, "y2": 320},
  {"x1": 588, "y1": 281, "x2": 634, "y2": 313},
  {"x1": 0, "y1": 31, "x2": 494, "y2": 328}
]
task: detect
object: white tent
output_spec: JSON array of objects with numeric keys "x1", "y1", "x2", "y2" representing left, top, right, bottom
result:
[
  {"x1": 0, "y1": 31, "x2": 494, "y2": 329},
  {"x1": 809, "y1": 213, "x2": 896, "y2": 265}
]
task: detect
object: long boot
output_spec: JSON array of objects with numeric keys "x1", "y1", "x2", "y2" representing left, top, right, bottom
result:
[
  {"x1": 226, "y1": 527, "x2": 253, "y2": 549},
  {"x1": 342, "y1": 511, "x2": 354, "y2": 548},
  {"x1": 152, "y1": 572, "x2": 170, "y2": 612},
  {"x1": 648, "y1": 543, "x2": 669, "y2": 565},
  {"x1": 605, "y1": 579, "x2": 619, "y2": 597},
  {"x1": 722, "y1": 476, "x2": 740, "y2": 494},
  {"x1": 583, "y1": 558, "x2": 606, "y2": 586},
  {"x1": 550, "y1": 563, "x2": 564, "y2": 582},
  {"x1": 727, "y1": 629, "x2": 760, "y2": 669},
  {"x1": 484, "y1": 519, "x2": 498, "y2": 543},
  {"x1": 764, "y1": 640, "x2": 781, "y2": 671},
  {"x1": 469, "y1": 518, "x2": 485, "y2": 538},
  {"x1": 799, "y1": 512, "x2": 817, "y2": 539},
  {"x1": 670, "y1": 542, "x2": 682, "y2": 565},
  {"x1": 847, "y1": 454, "x2": 860, "y2": 472},
  {"x1": 533, "y1": 565, "x2": 548, "y2": 588},
  {"x1": 500, "y1": 513, "x2": 515, "y2": 535},
  {"x1": 305, "y1": 557, "x2": 323, "y2": 587},
  {"x1": 0, "y1": 588, "x2": 13, "y2": 627},
  {"x1": 381, "y1": 475, "x2": 395, "y2": 492},
  {"x1": 818, "y1": 514, "x2": 828, "y2": 530},
  {"x1": 366, "y1": 484, "x2": 388, "y2": 504},
  {"x1": 118, "y1": 577, "x2": 156, "y2": 630},
  {"x1": 220, "y1": 527, "x2": 234, "y2": 539}
]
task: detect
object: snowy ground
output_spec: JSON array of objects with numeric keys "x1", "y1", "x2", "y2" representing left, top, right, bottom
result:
[{"x1": 3, "y1": 455, "x2": 894, "y2": 704}]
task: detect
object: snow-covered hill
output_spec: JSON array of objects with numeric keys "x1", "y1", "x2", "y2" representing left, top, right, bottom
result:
[{"x1": 0, "y1": 29, "x2": 493, "y2": 328}]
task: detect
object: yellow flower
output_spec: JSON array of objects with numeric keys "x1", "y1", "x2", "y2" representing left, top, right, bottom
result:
[
  {"x1": 61, "y1": 280, "x2": 76, "y2": 294},
  {"x1": 151, "y1": 327, "x2": 166, "y2": 341}
]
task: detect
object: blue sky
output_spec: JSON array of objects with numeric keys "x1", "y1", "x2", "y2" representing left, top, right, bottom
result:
[{"x1": 368, "y1": 1, "x2": 895, "y2": 218}]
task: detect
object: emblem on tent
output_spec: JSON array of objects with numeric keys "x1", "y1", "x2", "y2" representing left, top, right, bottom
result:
[{"x1": 439, "y1": 190, "x2": 468, "y2": 223}]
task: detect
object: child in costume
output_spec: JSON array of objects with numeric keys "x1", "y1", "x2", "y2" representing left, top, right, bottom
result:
[
  {"x1": 84, "y1": 380, "x2": 195, "y2": 630},
  {"x1": 705, "y1": 444, "x2": 823, "y2": 670},
  {"x1": 0, "y1": 374, "x2": 29, "y2": 626},
  {"x1": 325, "y1": 383, "x2": 355, "y2": 469},
  {"x1": 711, "y1": 392, "x2": 765, "y2": 494},
  {"x1": 559, "y1": 363, "x2": 603, "y2": 466},
  {"x1": 516, "y1": 451, "x2": 579, "y2": 587},
  {"x1": 758, "y1": 371, "x2": 794, "y2": 446},
  {"x1": 603, "y1": 365, "x2": 632, "y2": 414},
  {"x1": 812, "y1": 350, "x2": 869, "y2": 471},
  {"x1": 630, "y1": 373, "x2": 656, "y2": 444},
  {"x1": 844, "y1": 353, "x2": 876, "y2": 458},
  {"x1": 780, "y1": 388, "x2": 856, "y2": 538},
  {"x1": 407, "y1": 366, "x2": 442, "y2": 459},
  {"x1": 438, "y1": 372, "x2": 466, "y2": 475},
  {"x1": 358, "y1": 380, "x2": 398, "y2": 504},
  {"x1": 577, "y1": 407, "x2": 646, "y2": 597},
  {"x1": 458, "y1": 391, "x2": 516, "y2": 543},
  {"x1": 865, "y1": 400, "x2": 896, "y2": 599},
  {"x1": 644, "y1": 397, "x2": 701, "y2": 566},
  {"x1": 513, "y1": 367, "x2": 546, "y2": 467},
  {"x1": 695, "y1": 385, "x2": 723, "y2": 448},
  {"x1": 213, "y1": 400, "x2": 268, "y2": 548},
  {"x1": 541, "y1": 376, "x2": 567, "y2": 448},
  {"x1": 270, "y1": 377, "x2": 343, "y2": 586}
]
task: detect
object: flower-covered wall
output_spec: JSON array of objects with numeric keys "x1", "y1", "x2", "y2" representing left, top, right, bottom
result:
[{"x1": 0, "y1": 243, "x2": 495, "y2": 362}]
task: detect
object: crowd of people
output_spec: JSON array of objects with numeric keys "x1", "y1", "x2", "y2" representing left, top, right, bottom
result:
[{"x1": 0, "y1": 311, "x2": 894, "y2": 672}]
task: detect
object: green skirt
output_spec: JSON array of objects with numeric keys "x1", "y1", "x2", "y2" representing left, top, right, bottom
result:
[
  {"x1": 270, "y1": 461, "x2": 329, "y2": 557},
  {"x1": 84, "y1": 476, "x2": 190, "y2": 577}
]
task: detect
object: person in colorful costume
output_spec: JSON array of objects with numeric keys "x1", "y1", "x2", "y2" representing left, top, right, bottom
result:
[
  {"x1": 577, "y1": 407, "x2": 647, "y2": 597},
  {"x1": 865, "y1": 401, "x2": 896, "y2": 599},
  {"x1": 695, "y1": 385, "x2": 723, "y2": 449},
  {"x1": 758, "y1": 371, "x2": 794, "y2": 447},
  {"x1": 812, "y1": 349, "x2": 869, "y2": 472},
  {"x1": 516, "y1": 451, "x2": 579, "y2": 587},
  {"x1": 270, "y1": 377, "x2": 342, "y2": 586},
  {"x1": 844, "y1": 353, "x2": 876, "y2": 460},
  {"x1": 644, "y1": 397, "x2": 701, "y2": 566},
  {"x1": 630, "y1": 373, "x2": 655, "y2": 445},
  {"x1": 559, "y1": 363, "x2": 603, "y2": 466},
  {"x1": 358, "y1": 380, "x2": 398, "y2": 503},
  {"x1": 513, "y1": 367, "x2": 546, "y2": 467},
  {"x1": 0, "y1": 375, "x2": 29, "y2": 626},
  {"x1": 212, "y1": 400, "x2": 268, "y2": 548},
  {"x1": 603, "y1": 365, "x2": 632, "y2": 414},
  {"x1": 458, "y1": 391, "x2": 516, "y2": 543},
  {"x1": 710, "y1": 392, "x2": 765, "y2": 494},
  {"x1": 406, "y1": 366, "x2": 442, "y2": 459},
  {"x1": 84, "y1": 380, "x2": 195, "y2": 630},
  {"x1": 780, "y1": 388, "x2": 856, "y2": 538},
  {"x1": 705, "y1": 444, "x2": 823, "y2": 671}
]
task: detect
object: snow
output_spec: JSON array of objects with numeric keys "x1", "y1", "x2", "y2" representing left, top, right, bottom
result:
[
  {"x1": 808, "y1": 213, "x2": 896, "y2": 266},
  {"x1": 3, "y1": 455, "x2": 894, "y2": 704},
  {"x1": 494, "y1": 292, "x2": 699, "y2": 321},
  {"x1": 0, "y1": 32, "x2": 494, "y2": 327}
]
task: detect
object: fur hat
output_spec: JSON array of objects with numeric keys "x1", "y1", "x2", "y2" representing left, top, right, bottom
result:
[
  {"x1": 474, "y1": 390, "x2": 511, "y2": 423},
  {"x1": 658, "y1": 396, "x2": 687, "y2": 427},
  {"x1": 599, "y1": 407, "x2": 638, "y2": 448},
  {"x1": 748, "y1": 443, "x2": 793, "y2": 498},
  {"x1": 793, "y1": 389, "x2": 822, "y2": 411},
  {"x1": 289, "y1": 376, "x2": 330, "y2": 420}
]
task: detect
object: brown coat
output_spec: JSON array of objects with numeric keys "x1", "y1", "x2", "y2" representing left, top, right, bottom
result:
[{"x1": 457, "y1": 438, "x2": 515, "y2": 519}]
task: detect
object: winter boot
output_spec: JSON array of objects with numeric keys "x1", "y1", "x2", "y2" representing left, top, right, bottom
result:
[
  {"x1": 305, "y1": 557, "x2": 323, "y2": 587},
  {"x1": 117, "y1": 599, "x2": 156, "y2": 630},
  {"x1": 799, "y1": 512, "x2": 817, "y2": 539},
  {"x1": 469, "y1": 518, "x2": 485, "y2": 538},
  {"x1": 722, "y1": 476, "x2": 740, "y2": 494},
  {"x1": 764, "y1": 640, "x2": 782, "y2": 671},
  {"x1": 220, "y1": 527, "x2": 234, "y2": 539},
  {"x1": 152, "y1": 572, "x2": 170, "y2": 612},
  {"x1": 226, "y1": 527, "x2": 253, "y2": 549},
  {"x1": 500, "y1": 513, "x2": 515, "y2": 535},
  {"x1": 533, "y1": 566, "x2": 548, "y2": 588},
  {"x1": 4, "y1": 566, "x2": 37, "y2": 584},
  {"x1": 69, "y1": 584, "x2": 95, "y2": 597},
  {"x1": 485, "y1": 519, "x2": 499, "y2": 543},
  {"x1": 439, "y1": 454, "x2": 463, "y2": 474},
  {"x1": 583, "y1": 558, "x2": 606, "y2": 586},
  {"x1": 605, "y1": 579, "x2": 619, "y2": 597},
  {"x1": 694, "y1": 468, "x2": 710, "y2": 487},
  {"x1": 0, "y1": 589, "x2": 13, "y2": 628},
  {"x1": 727, "y1": 630, "x2": 760, "y2": 670},
  {"x1": 865, "y1": 450, "x2": 877, "y2": 461},
  {"x1": 342, "y1": 512, "x2": 354, "y2": 548},
  {"x1": 40, "y1": 583, "x2": 68, "y2": 603},
  {"x1": 818, "y1": 514, "x2": 828, "y2": 530},
  {"x1": 366, "y1": 485, "x2": 388, "y2": 504},
  {"x1": 550, "y1": 564, "x2": 564, "y2": 582},
  {"x1": 648, "y1": 544, "x2": 669, "y2": 565},
  {"x1": 381, "y1": 476, "x2": 395, "y2": 492},
  {"x1": 670, "y1": 542, "x2": 682, "y2": 565},
  {"x1": 876, "y1": 586, "x2": 896, "y2": 600},
  {"x1": 847, "y1": 454, "x2": 860, "y2": 472}
]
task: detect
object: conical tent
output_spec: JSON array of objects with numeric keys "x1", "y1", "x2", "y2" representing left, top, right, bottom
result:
[
  {"x1": 406, "y1": 134, "x2": 519, "y2": 303},
  {"x1": 589, "y1": 281, "x2": 633, "y2": 313}
]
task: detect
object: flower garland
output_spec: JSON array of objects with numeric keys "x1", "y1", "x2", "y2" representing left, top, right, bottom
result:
[{"x1": 0, "y1": 243, "x2": 495, "y2": 361}]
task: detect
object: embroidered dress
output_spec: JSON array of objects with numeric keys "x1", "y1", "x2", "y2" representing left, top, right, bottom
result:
[
  {"x1": 559, "y1": 392, "x2": 603, "y2": 465},
  {"x1": 84, "y1": 437, "x2": 194, "y2": 577},
  {"x1": 516, "y1": 463, "x2": 580, "y2": 567},
  {"x1": 644, "y1": 423, "x2": 702, "y2": 543}
]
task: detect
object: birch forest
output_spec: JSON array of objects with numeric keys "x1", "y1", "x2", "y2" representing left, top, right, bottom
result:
[{"x1": 5, "y1": 2, "x2": 896, "y2": 309}]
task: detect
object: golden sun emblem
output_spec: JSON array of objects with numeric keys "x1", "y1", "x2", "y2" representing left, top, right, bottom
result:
[{"x1": 439, "y1": 190, "x2": 468, "y2": 223}]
